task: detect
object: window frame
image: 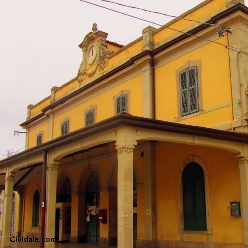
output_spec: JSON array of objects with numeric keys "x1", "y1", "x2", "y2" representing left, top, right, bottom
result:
[
  {"x1": 176, "y1": 61, "x2": 202, "y2": 120},
  {"x1": 85, "y1": 109, "x2": 95, "y2": 126},
  {"x1": 179, "y1": 66, "x2": 199, "y2": 117},
  {"x1": 61, "y1": 120, "x2": 70, "y2": 136},
  {"x1": 32, "y1": 189, "x2": 40, "y2": 227},
  {"x1": 178, "y1": 155, "x2": 211, "y2": 237},
  {"x1": 36, "y1": 133, "x2": 43, "y2": 146},
  {"x1": 116, "y1": 94, "x2": 128, "y2": 114}
]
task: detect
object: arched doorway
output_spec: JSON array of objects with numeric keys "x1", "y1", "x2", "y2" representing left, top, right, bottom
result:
[{"x1": 86, "y1": 171, "x2": 100, "y2": 243}]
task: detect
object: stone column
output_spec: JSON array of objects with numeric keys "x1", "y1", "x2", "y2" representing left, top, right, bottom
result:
[
  {"x1": 1, "y1": 170, "x2": 15, "y2": 248},
  {"x1": 13, "y1": 191, "x2": 23, "y2": 237},
  {"x1": 45, "y1": 162, "x2": 59, "y2": 248},
  {"x1": 116, "y1": 127, "x2": 137, "y2": 248},
  {"x1": 238, "y1": 156, "x2": 248, "y2": 248},
  {"x1": 70, "y1": 192, "x2": 85, "y2": 243},
  {"x1": 143, "y1": 142, "x2": 156, "y2": 241}
]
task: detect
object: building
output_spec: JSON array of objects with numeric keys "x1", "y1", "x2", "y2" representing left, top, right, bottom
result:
[{"x1": 1, "y1": 0, "x2": 248, "y2": 248}]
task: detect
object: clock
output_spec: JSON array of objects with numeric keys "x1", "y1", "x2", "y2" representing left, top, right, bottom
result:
[{"x1": 87, "y1": 45, "x2": 97, "y2": 64}]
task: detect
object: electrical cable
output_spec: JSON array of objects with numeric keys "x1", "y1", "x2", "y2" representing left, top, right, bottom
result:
[
  {"x1": 98, "y1": 0, "x2": 219, "y2": 28},
  {"x1": 80, "y1": 0, "x2": 227, "y2": 48}
]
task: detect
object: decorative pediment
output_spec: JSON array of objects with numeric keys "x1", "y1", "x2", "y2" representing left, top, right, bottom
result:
[{"x1": 78, "y1": 23, "x2": 108, "y2": 50}]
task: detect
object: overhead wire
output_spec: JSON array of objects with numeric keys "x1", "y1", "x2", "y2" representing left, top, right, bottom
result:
[
  {"x1": 80, "y1": 0, "x2": 227, "y2": 47},
  {"x1": 98, "y1": 0, "x2": 219, "y2": 28},
  {"x1": 80, "y1": 0, "x2": 246, "y2": 53}
]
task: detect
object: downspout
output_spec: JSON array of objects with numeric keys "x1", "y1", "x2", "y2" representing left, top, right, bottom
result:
[
  {"x1": 40, "y1": 151, "x2": 47, "y2": 248},
  {"x1": 151, "y1": 52, "x2": 156, "y2": 119}
]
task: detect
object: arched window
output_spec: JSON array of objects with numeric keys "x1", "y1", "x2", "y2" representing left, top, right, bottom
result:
[
  {"x1": 32, "y1": 190, "x2": 40, "y2": 227},
  {"x1": 182, "y1": 162, "x2": 206, "y2": 230}
]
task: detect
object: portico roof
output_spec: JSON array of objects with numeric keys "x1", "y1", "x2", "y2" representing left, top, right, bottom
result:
[{"x1": 1, "y1": 113, "x2": 248, "y2": 168}]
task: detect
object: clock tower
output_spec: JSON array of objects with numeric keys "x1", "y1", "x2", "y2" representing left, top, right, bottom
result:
[{"x1": 78, "y1": 23, "x2": 113, "y2": 79}]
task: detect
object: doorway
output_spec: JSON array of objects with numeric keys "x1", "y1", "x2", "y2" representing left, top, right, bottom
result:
[{"x1": 86, "y1": 171, "x2": 100, "y2": 243}]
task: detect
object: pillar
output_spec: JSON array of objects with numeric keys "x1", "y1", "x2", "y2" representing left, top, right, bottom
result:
[
  {"x1": 45, "y1": 162, "x2": 59, "y2": 248},
  {"x1": 70, "y1": 192, "x2": 85, "y2": 243},
  {"x1": 1, "y1": 169, "x2": 15, "y2": 248},
  {"x1": 116, "y1": 127, "x2": 137, "y2": 248},
  {"x1": 238, "y1": 156, "x2": 248, "y2": 248},
  {"x1": 13, "y1": 191, "x2": 24, "y2": 236},
  {"x1": 143, "y1": 141, "x2": 156, "y2": 241}
]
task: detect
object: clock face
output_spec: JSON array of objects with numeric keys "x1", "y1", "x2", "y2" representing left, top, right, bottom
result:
[{"x1": 87, "y1": 45, "x2": 96, "y2": 64}]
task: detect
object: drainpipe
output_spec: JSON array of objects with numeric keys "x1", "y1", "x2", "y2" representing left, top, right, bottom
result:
[
  {"x1": 40, "y1": 151, "x2": 47, "y2": 248},
  {"x1": 151, "y1": 52, "x2": 156, "y2": 119}
]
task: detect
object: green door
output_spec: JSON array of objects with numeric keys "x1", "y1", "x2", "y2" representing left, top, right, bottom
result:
[{"x1": 86, "y1": 215, "x2": 99, "y2": 243}]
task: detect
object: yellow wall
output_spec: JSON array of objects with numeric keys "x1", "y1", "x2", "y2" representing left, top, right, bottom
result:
[
  {"x1": 155, "y1": 143, "x2": 242, "y2": 243},
  {"x1": 28, "y1": 122, "x2": 49, "y2": 149},
  {"x1": 30, "y1": 97, "x2": 50, "y2": 117},
  {"x1": 52, "y1": 74, "x2": 143, "y2": 139},
  {"x1": 23, "y1": 174, "x2": 42, "y2": 234},
  {"x1": 155, "y1": 36, "x2": 232, "y2": 127}
]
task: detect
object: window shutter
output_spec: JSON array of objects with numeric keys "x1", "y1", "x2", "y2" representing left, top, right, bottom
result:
[
  {"x1": 182, "y1": 162, "x2": 206, "y2": 230},
  {"x1": 61, "y1": 121, "x2": 69, "y2": 135},
  {"x1": 180, "y1": 70, "x2": 189, "y2": 116},
  {"x1": 86, "y1": 110, "x2": 95, "y2": 126},
  {"x1": 36, "y1": 134, "x2": 42, "y2": 145},
  {"x1": 32, "y1": 190, "x2": 40, "y2": 227},
  {"x1": 121, "y1": 94, "x2": 127, "y2": 112},
  {"x1": 188, "y1": 67, "x2": 198, "y2": 113},
  {"x1": 116, "y1": 96, "x2": 121, "y2": 114}
]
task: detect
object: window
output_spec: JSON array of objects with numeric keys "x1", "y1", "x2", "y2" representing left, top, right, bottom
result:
[
  {"x1": 180, "y1": 66, "x2": 199, "y2": 116},
  {"x1": 182, "y1": 162, "x2": 206, "y2": 230},
  {"x1": 116, "y1": 94, "x2": 128, "y2": 114},
  {"x1": 85, "y1": 109, "x2": 95, "y2": 126},
  {"x1": 61, "y1": 120, "x2": 69, "y2": 136},
  {"x1": 32, "y1": 190, "x2": 40, "y2": 227},
  {"x1": 36, "y1": 133, "x2": 42, "y2": 146}
]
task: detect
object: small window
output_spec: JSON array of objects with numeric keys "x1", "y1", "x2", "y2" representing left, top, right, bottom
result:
[
  {"x1": 180, "y1": 67, "x2": 199, "y2": 116},
  {"x1": 32, "y1": 190, "x2": 40, "y2": 227},
  {"x1": 85, "y1": 109, "x2": 95, "y2": 126},
  {"x1": 61, "y1": 120, "x2": 69, "y2": 136},
  {"x1": 182, "y1": 162, "x2": 206, "y2": 230},
  {"x1": 116, "y1": 94, "x2": 128, "y2": 114},
  {"x1": 36, "y1": 134, "x2": 43, "y2": 146}
]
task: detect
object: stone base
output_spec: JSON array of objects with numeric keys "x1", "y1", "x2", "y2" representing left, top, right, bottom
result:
[
  {"x1": 98, "y1": 237, "x2": 117, "y2": 246},
  {"x1": 136, "y1": 240, "x2": 245, "y2": 248}
]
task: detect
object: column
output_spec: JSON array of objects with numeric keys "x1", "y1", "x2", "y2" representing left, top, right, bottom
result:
[
  {"x1": 70, "y1": 192, "x2": 85, "y2": 243},
  {"x1": 143, "y1": 141, "x2": 156, "y2": 241},
  {"x1": 13, "y1": 191, "x2": 24, "y2": 237},
  {"x1": 45, "y1": 162, "x2": 59, "y2": 248},
  {"x1": 238, "y1": 156, "x2": 248, "y2": 248},
  {"x1": 116, "y1": 127, "x2": 137, "y2": 248},
  {"x1": 1, "y1": 170, "x2": 15, "y2": 248}
]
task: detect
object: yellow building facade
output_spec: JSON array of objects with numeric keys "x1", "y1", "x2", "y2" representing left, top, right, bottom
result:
[{"x1": 1, "y1": 0, "x2": 248, "y2": 248}]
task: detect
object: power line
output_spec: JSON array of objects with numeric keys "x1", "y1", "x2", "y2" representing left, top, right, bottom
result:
[
  {"x1": 80, "y1": 0, "x2": 227, "y2": 48},
  {"x1": 98, "y1": 0, "x2": 219, "y2": 28}
]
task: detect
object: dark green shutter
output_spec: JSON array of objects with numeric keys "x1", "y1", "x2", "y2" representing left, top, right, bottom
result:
[
  {"x1": 32, "y1": 190, "x2": 40, "y2": 227},
  {"x1": 182, "y1": 162, "x2": 206, "y2": 230}
]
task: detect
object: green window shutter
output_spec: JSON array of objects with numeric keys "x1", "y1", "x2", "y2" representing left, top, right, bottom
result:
[
  {"x1": 32, "y1": 190, "x2": 40, "y2": 227},
  {"x1": 188, "y1": 67, "x2": 198, "y2": 113},
  {"x1": 182, "y1": 162, "x2": 206, "y2": 230},
  {"x1": 36, "y1": 134, "x2": 42, "y2": 146},
  {"x1": 116, "y1": 96, "x2": 121, "y2": 114},
  {"x1": 86, "y1": 109, "x2": 95, "y2": 126},
  {"x1": 61, "y1": 121, "x2": 69, "y2": 135},
  {"x1": 180, "y1": 70, "x2": 189, "y2": 116},
  {"x1": 180, "y1": 67, "x2": 199, "y2": 116},
  {"x1": 121, "y1": 94, "x2": 127, "y2": 112}
]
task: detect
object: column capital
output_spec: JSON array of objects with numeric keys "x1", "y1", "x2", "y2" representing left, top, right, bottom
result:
[
  {"x1": 5, "y1": 172, "x2": 15, "y2": 182},
  {"x1": 238, "y1": 157, "x2": 248, "y2": 165},
  {"x1": 47, "y1": 161, "x2": 60, "y2": 170},
  {"x1": 115, "y1": 126, "x2": 137, "y2": 153}
]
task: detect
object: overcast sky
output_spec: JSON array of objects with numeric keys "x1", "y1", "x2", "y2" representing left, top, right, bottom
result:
[{"x1": 0, "y1": 0, "x2": 247, "y2": 158}]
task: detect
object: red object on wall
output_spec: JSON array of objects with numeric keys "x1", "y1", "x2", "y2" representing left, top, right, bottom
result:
[{"x1": 99, "y1": 209, "x2": 107, "y2": 224}]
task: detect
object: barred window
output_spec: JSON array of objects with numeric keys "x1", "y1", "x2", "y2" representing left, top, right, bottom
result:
[
  {"x1": 36, "y1": 134, "x2": 42, "y2": 146},
  {"x1": 85, "y1": 109, "x2": 95, "y2": 126},
  {"x1": 61, "y1": 120, "x2": 69, "y2": 136},
  {"x1": 116, "y1": 94, "x2": 128, "y2": 114},
  {"x1": 180, "y1": 67, "x2": 199, "y2": 116}
]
